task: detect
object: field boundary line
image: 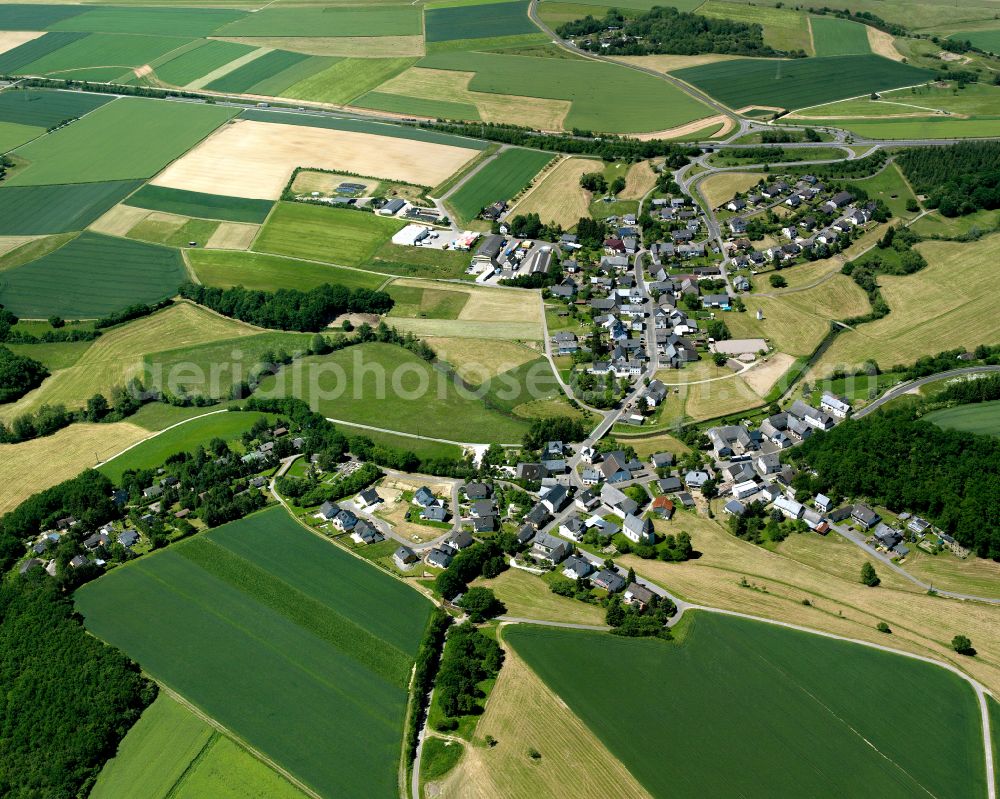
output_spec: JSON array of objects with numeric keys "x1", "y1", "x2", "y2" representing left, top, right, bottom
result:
[
  {"x1": 98, "y1": 408, "x2": 229, "y2": 467},
  {"x1": 325, "y1": 416, "x2": 519, "y2": 448}
]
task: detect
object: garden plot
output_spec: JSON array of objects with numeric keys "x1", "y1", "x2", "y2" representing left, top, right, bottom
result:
[{"x1": 150, "y1": 119, "x2": 478, "y2": 200}]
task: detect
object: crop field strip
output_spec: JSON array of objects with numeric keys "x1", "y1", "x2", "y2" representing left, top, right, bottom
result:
[
  {"x1": 448, "y1": 147, "x2": 554, "y2": 221},
  {"x1": 0, "y1": 88, "x2": 113, "y2": 128},
  {"x1": 48, "y1": 7, "x2": 246, "y2": 37},
  {"x1": 0, "y1": 181, "x2": 141, "y2": 234},
  {"x1": 76, "y1": 507, "x2": 433, "y2": 799},
  {"x1": 0, "y1": 31, "x2": 87, "y2": 75},
  {"x1": 13, "y1": 33, "x2": 195, "y2": 80},
  {"x1": 673, "y1": 54, "x2": 933, "y2": 111},
  {"x1": 417, "y1": 50, "x2": 712, "y2": 133},
  {"x1": 6, "y1": 97, "x2": 237, "y2": 186},
  {"x1": 508, "y1": 615, "x2": 987, "y2": 798},
  {"x1": 124, "y1": 185, "x2": 273, "y2": 224},
  {"x1": 280, "y1": 57, "x2": 418, "y2": 107},
  {"x1": 0, "y1": 231, "x2": 186, "y2": 318},
  {"x1": 809, "y1": 15, "x2": 874, "y2": 56},
  {"x1": 924, "y1": 401, "x2": 1000, "y2": 438},
  {"x1": 0, "y1": 4, "x2": 89, "y2": 30},
  {"x1": 425, "y1": 0, "x2": 538, "y2": 42},
  {"x1": 150, "y1": 39, "x2": 255, "y2": 87},
  {"x1": 215, "y1": 6, "x2": 423, "y2": 38},
  {"x1": 205, "y1": 49, "x2": 314, "y2": 94},
  {"x1": 187, "y1": 250, "x2": 385, "y2": 292}
]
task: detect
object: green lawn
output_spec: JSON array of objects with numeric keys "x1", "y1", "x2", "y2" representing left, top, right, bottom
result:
[
  {"x1": 124, "y1": 185, "x2": 273, "y2": 224},
  {"x1": 699, "y1": 1, "x2": 812, "y2": 53},
  {"x1": 0, "y1": 232, "x2": 186, "y2": 318},
  {"x1": 952, "y1": 29, "x2": 1000, "y2": 53},
  {"x1": 794, "y1": 81, "x2": 1000, "y2": 118},
  {"x1": 840, "y1": 116, "x2": 1000, "y2": 140},
  {"x1": 673, "y1": 54, "x2": 933, "y2": 111},
  {"x1": 0, "y1": 88, "x2": 113, "y2": 127},
  {"x1": 152, "y1": 39, "x2": 256, "y2": 86},
  {"x1": 254, "y1": 203, "x2": 405, "y2": 268},
  {"x1": 254, "y1": 341, "x2": 531, "y2": 443},
  {"x1": 368, "y1": 242, "x2": 475, "y2": 279},
  {"x1": 6, "y1": 97, "x2": 236, "y2": 186},
  {"x1": 76, "y1": 506, "x2": 433, "y2": 799},
  {"x1": 911, "y1": 208, "x2": 1000, "y2": 238},
  {"x1": 447, "y1": 147, "x2": 553, "y2": 222},
  {"x1": 508, "y1": 613, "x2": 987, "y2": 798},
  {"x1": 810, "y1": 15, "x2": 873, "y2": 56},
  {"x1": 98, "y1": 410, "x2": 272, "y2": 483},
  {"x1": 216, "y1": 6, "x2": 422, "y2": 37},
  {"x1": 0, "y1": 121, "x2": 41, "y2": 153},
  {"x1": 0, "y1": 181, "x2": 141, "y2": 234},
  {"x1": 189, "y1": 250, "x2": 386, "y2": 292},
  {"x1": 924, "y1": 400, "x2": 1000, "y2": 437},
  {"x1": 418, "y1": 50, "x2": 712, "y2": 133}
]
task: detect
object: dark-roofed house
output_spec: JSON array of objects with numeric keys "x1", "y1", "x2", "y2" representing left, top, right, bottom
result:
[
  {"x1": 600, "y1": 454, "x2": 631, "y2": 484},
  {"x1": 413, "y1": 487, "x2": 437, "y2": 508},
  {"x1": 83, "y1": 531, "x2": 110, "y2": 551},
  {"x1": 562, "y1": 555, "x2": 593, "y2": 580},
  {"x1": 422, "y1": 505, "x2": 449, "y2": 523},
  {"x1": 356, "y1": 487, "x2": 382, "y2": 508},
  {"x1": 624, "y1": 582, "x2": 654, "y2": 609},
  {"x1": 426, "y1": 548, "x2": 453, "y2": 569},
  {"x1": 118, "y1": 529, "x2": 139, "y2": 549},
  {"x1": 317, "y1": 501, "x2": 339, "y2": 521},
  {"x1": 657, "y1": 476, "x2": 682, "y2": 493},
  {"x1": 541, "y1": 484, "x2": 569, "y2": 513},
  {"x1": 852, "y1": 504, "x2": 881, "y2": 531},
  {"x1": 650, "y1": 452, "x2": 673, "y2": 469},
  {"x1": 393, "y1": 546, "x2": 419, "y2": 570},
  {"x1": 524, "y1": 503, "x2": 552, "y2": 529},
  {"x1": 351, "y1": 520, "x2": 384, "y2": 545},
  {"x1": 444, "y1": 531, "x2": 474, "y2": 552},
  {"x1": 593, "y1": 569, "x2": 625, "y2": 593},
  {"x1": 516, "y1": 463, "x2": 548, "y2": 482},
  {"x1": 69, "y1": 555, "x2": 89, "y2": 569},
  {"x1": 532, "y1": 532, "x2": 570, "y2": 564},
  {"x1": 471, "y1": 499, "x2": 495, "y2": 519},
  {"x1": 333, "y1": 509, "x2": 358, "y2": 532},
  {"x1": 464, "y1": 482, "x2": 491, "y2": 501}
]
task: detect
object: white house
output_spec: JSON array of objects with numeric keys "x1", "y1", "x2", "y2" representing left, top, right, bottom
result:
[
  {"x1": 773, "y1": 496, "x2": 804, "y2": 520},
  {"x1": 732, "y1": 480, "x2": 759, "y2": 500},
  {"x1": 820, "y1": 392, "x2": 851, "y2": 419},
  {"x1": 622, "y1": 513, "x2": 655, "y2": 545}
]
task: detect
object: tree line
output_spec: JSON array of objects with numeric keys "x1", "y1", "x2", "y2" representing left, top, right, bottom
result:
[
  {"x1": 178, "y1": 282, "x2": 393, "y2": 332},
  {"x1": 432, "y1": 622, "x2": 504, "y2": 731},
  {"x1": 558, "y1": 7, "x2": 792, "y2": 58},
  {"x1": 787, "y1": 409, "x2": 1000, "y2": 558},
  {"x1": 897, "y1": 142, "x2": 1000, "y2": 217},
  {"x1": 0, "y1": 346, "x2": 49, "y2": 403}
]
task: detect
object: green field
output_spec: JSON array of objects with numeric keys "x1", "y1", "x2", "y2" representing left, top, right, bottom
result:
[
  {"x1": 254, "y1": 203, "x2": 404, "y2": 268},
  {"x1": 845, "y1": 162, "x2": 918, "y2": 220},
  {"x1": 7, "y1": 97, "x2": 236, "y2": 186},
  {"x1": 189, "y1": 250, "x2": 386, "y2": 292},
  {"x1": 387, "y1": 283, "x2": 470, "y2": 319},
  {"x1": 673, "y1": 54, "x2": 933, "y2": 111},
  {"x1": 205, "y1": 49, "x2": 311, "y2": 93},
  {"x1": 418, "y1": 50, "x2": 712, "y2": 133},
  {"x1": 911, "y1": 208, "x2": 1000, "y2": 238},
  {"x1": 809, "y1": 15, "x2": 873, "y2": 56},
  {"x1": 0, "y1": 121, "x2": 41, "y2": 152},
  {"x1": 508, "y1": 613, "x2": 987, "y2": 798},
  {"x1": 124, "y1": 185, "x2": 273, "y2": 224},
  {"x1": 255, "y1": 342, "x2": 530, "y2": 442},
  {"x1": 0, "y1": 232, "x2": 186, "y2": 318},
  {"x1": 952, "y1": 29, "x2": 1000, "y2": 53},
  {"x1": 93, "y1": 694, "x2": 305, "y2": 799},
  {"x1": 447, "y1": 147, "x2": 553, "y2": 221},
  {"x1": 353, "y1": 91, "x2": 480, "y2": 121},
  {"x1": 925, "y1": 400, "x2": 1000, "y2": 437},
  {"x1": 699, "y1": 1, "x2": 812, "y2": 53},
  {"x1": 247, "y1": 55, "x2": 337, "y2": 99},
  {"x1": 0, "y1": 181, "x2": 141, "y2": 234},
  {"x1": 239, "y1": 107, "x2": 490, "y2": 150},
  {"x1": 98, "y1": 410, "x2": 272, "y2": 483},
  {"x1": 16, "y1": 32, "x2": 192, "y2": 79},
  {"x1": 0, "y1": 88, "x2": 113, "y2": 127},
  {"x1": 426, "y1": 0, "x2": 538, "y2": 42},
  {"x1": 49, "y1": 7, "x2": 244, "y2": 37},
  {"x1": 841, "y1": 116, "x2": 1000, "y2": 139},
  {"x1": 152, "y1": 39, "x2": 255, "y2": 86},
  {"x1": 282, "y1": 57, "x2": 415, "y2": 106},
  {"x1": 0, "y1": 32, "x2": 87, "y2": 74},
  {"x1": 794, "y1": 81, "x2": 1000, "y2": 118},
  {"x1": 368, "y1": 241, "x2": 479, "y2": 279},
  {"x1": 335, "y1": 421, "x2": 465, "y2": 461},
  {"x1": 0, "y1": 5, "x2": 87, "y2": 29},
  {"x1": 76, "y1": 506, "x2": 433, "y2": 799},
  {"x1": 216, "y1": 6, "x2": 422, "y2": 37}
]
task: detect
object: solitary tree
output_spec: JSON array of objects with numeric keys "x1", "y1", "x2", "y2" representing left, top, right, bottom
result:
[
  {"x1": 860, "y1": 562, "x2": 880, "y2": 587},
  {"x1": 951, "y1": 635, "x2": 974, "y2": 655}
]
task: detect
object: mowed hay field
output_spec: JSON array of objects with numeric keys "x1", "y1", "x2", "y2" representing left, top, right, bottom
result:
[
  {"x1": 726, "y1": 276, "x2": 871, "y2": 357},
  {"x1": 618, "y1": 512, "x2": 1000, "y2": 699},
  {"x1": 0, "y1": 421, "x2": 149, "y2": 514},
  {"x1": 509, "y1": 156, "x2": 600, "y2": 228},
  {"x1": 698, "y1": 1, "x2": 812, "y2": 53},
  {"x1": 254, "y1": 202, "x2": 404, "y2": 267},
  {"x1": 76, "y1": 507, "x2": 433, "y2": 799},
  {"x1": 424, "y1": 337, "x2": 541, "y2": 381},
  {"x1": 385, "y1": 278, "x2": 543, "y2": 341},
  {"x1": 810, "y1": 235, "x2": 1000, "y2": 378},
  {"x1": 150, "y1": 118, "x2": 479, "y2": 200},
  {"x1": 924, "y1": 400, "x2": 1000, "y2": 438},
  {"x1": 673, "y1": 54, "x2": 932, "y2": 112},
  {"x1": 472, "y1": 569, "x2": 606, "y2": 626},
  {"x1": 6, "y1": 98, "x2": 237, "y2": 186},
  {"x1": 0, "y1": 232, "x2": 187, "y2": 318},
  {"x1": 188, "y1": 250, "x2": 386, "y2": 292},
  {"x1": 507, "y1": 616, "x2": 987, "y2": 799},
  {"x1": 448, "y1": 147, "x2": 553, "y2": 222},
  {"x1": 698, "y1": 171, "x2": 765, "y2": 208},
  {"x1": 254, "y1": 342, "x2": 531, "y2": 442},
  {"x1": 91, "y1": 694, "x2": 308, "y2": 799},
  {"x1": 0, "y1": 303, "x2": 260, "y2": 421},
  {"x1": 436, "y1": 638, "x2": 650, "y2": 799}
]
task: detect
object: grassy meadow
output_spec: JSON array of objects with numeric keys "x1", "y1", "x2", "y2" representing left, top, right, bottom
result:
[
  {"x1": 75, "y1": 506, "x2": 433, "y2": 799},
  {"x1": 924, "y1": 401, "x2": 1000, "y2": 437},
  {"x1": 508, "y1": 614, "x2": 987, "y2": 798},
  {"x1": 189, "y1": 250, "x2": 386, "y2": 292}
]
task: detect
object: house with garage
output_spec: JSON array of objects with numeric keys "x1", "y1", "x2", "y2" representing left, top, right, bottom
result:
[
  {"x1": 425, "y1": 548, "x2": 453, "y2": 569},
  {"x1": 351, "y1": 521, "x2": 384, "y2": 546},
  {"x1": 593, "y1": 569, "x2": 625, "y2": 593},
  {"x1": 333, "y1": 508, "x2": 358, "y2": 532},
  {"x1": 413, "y1": 487, "x2": 437, "y2": 508},
  {"x1": 532, "y1": 532, "x2": 570, "y2": 564},
  {"x1": 393, "y1": 546, "x2": 419, "y2": 570},
  {"x1": 601, "y1": 484, "x2": 639, "y2": 518},
  {"x1": 562, "y1": 555, "x2": 594, "y2": 580},
  {"x1": 852, "y1": 504, "x2": 881, "y2": 531},
  {"x1": 623, "y1": 582, "x2": 654, "y2": 609},
  {"x1": 356, "y1": 487, "x2": 382, "y2": 509}
]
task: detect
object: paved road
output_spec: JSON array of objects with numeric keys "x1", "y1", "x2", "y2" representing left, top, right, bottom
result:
[{"x1": 855, "y1": 365, "x2": 1000, "y2": 418}]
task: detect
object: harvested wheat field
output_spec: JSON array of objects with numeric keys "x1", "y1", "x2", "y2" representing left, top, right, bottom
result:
[
  {"x1": 741, "y1": 351, "x2": 795, "y2": 396},
  {"x1": 375, "y1": 67, "x2": 571, "y2": 132},
  {"x1": 867, "y1": 28, "x2": 904, "y2": 61},
  {"x1": 151, "y1": 119, "x2": 478, "y2": 200},
  {"x1": 0, "y1": 421, "x2": 149, "y2": 514},
  {"x1": 612, "y1": 53, "x2": 743, "y2": 74},
  {"x1": 0, "y1": 302, "x2": 260, "y2": 422},
  {"x1": 683, "y1": 374, "x2": 762, "y2": 420},
  {"x1": 206, "y1": 221, "x2": 258, "y2": 250},
  {"x1": 621, "y1": 512, "x2": 1000, "y2": 698},
  {"x1": 214, "y1": 35, "x2": 424, "y2": 58},
  {"x1": 620, "y1": 160, "x2": 657, "y2": 200},
  {"x1": 0, "y1": 30, "x2": 44, "y2": 56},
  {"x1": 88, "y1": 204, "x2": 152, "y2": 236},
  {"x1": 699, "y1": 171, "x2": 765, "y2": 208},
  {"x1": 425, "y1": 337, "x2": 540, "y2": 381},
  {"x1": 810, "y1": 234, "x2": 1000, "y2": 379},
  {"x1": 508, "y1": 157, "x2": 596, "y2": 228},
  {"x1": 436, "y1": 636, "x2": 650, "y2": 799},
  {"x1": 0, "y1": 235, "x2": 42, "y2": 258},
  {"x1": 458, "y1": 284, "x2": 542, "y2": 326}
]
